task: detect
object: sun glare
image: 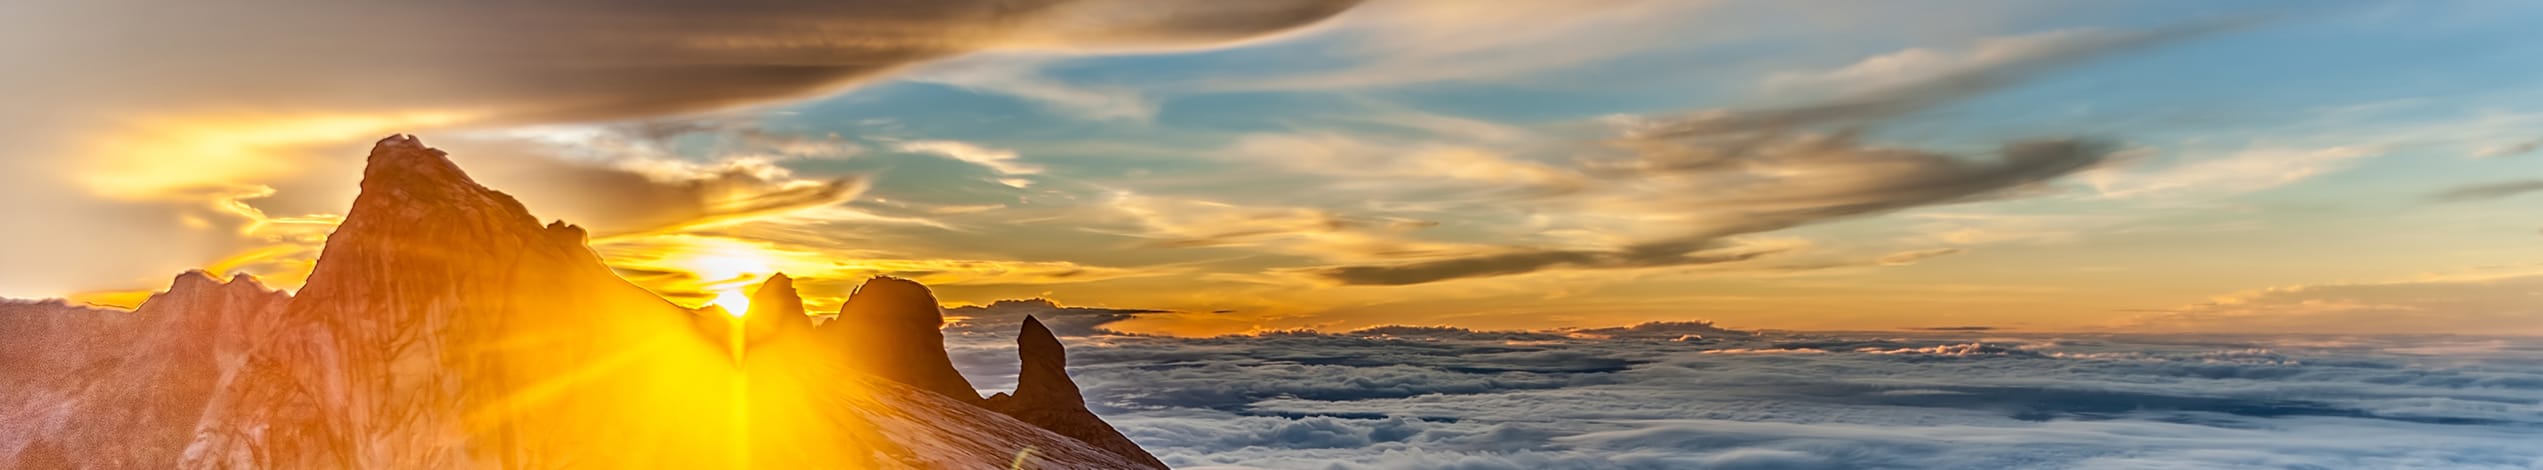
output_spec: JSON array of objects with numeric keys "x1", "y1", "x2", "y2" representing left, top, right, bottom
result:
[{"x1": 713, "y1": 289, "x2": 752, "y2": 317}]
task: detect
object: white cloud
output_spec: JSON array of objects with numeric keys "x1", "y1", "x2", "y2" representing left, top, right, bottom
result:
[
  {"x1": 940, "y1": 325, "x2": 2543, "y2": 470},
  {"x1": 904, "y1": 54, "x2": 1161, "y2": 122},
  {"x1": 2083, "y1": 146, "x2": 2379, "y2": 199},
  {"x1": 2121, "y1": 265, "x2": 2543, "y2": 335},
  {"x1": 1765, "y1": 29, "x2": 2128, "y2": 94},
  {"x1": 896, "y1": 140, "x2": 1046, "y2": 176},
  {"x1": 1206, "y1": 0, "x2": 1717, "y2": 90}
]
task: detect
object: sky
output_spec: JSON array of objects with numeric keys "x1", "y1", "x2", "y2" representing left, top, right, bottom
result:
[{"x1": 2, "y1": 0, "x2": 2539, "y2": 336}]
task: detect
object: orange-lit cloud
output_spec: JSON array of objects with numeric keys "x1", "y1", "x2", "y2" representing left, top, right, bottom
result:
[
  {"x1": 594, "y1": 234, "x2": 1151, "y2": 313},
  {"x1": 0, "y1": 0, "x2": 1364, "y2": 300}
]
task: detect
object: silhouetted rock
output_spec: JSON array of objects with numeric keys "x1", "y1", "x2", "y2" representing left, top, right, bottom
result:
[
  {"x1": 824, "y1": 276, "x2": 981, "y2": 402},
  {"x1": 985, "y1": 316, "x2": 1170, "y2": 469},
  {"x1": 741, "y1": 273, "x2": 814, "y2": 350}
]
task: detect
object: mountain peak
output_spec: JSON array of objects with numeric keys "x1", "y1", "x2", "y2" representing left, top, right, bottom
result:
[
  {"x1": 1011, "y1": 315, "x2": 1078, "y2": 404},
  {"x1": 158, "y1": 270, "x2": 279, "y2": 302},
  {"x1": 826, "y1": 276, "x2": 980, "y2": 401},
  {"x1": 362, "y1": 134, "x2": 476, "y2": 191},
  {"x1": 743, "y1": 273, "x2": 812, "y2": 340},
  {"x1": 985, "y1": 314, "x2": 1168, "y2": 468}
]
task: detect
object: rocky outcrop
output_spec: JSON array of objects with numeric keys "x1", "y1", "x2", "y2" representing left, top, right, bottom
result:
[
  {"x1": 0, "y1": 135, "x2": 1165, "y2": 469},
  {"x1": 985, "y1": 316, "x2": 1170, "y2": 469},
  {"x1": 741, "y1": 273, "x2": 814, "y2": 350},
  {"x1": 823, "y1": 276, "x2": 981, "y2": 402},
  {"x1": 0, "y1": 271, "x2": 288, "y2": 469}
]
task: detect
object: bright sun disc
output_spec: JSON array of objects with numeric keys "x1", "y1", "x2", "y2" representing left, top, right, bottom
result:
[{"x1": 712, "y1": 289, "x2": 751, "y2": 317}]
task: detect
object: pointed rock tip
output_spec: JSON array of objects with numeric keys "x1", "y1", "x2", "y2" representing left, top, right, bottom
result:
[
  {"x1": 226, "y1": 273, "x2": 270, "y2": 290},
  {"x1": 361, "y1": 133, "x2": 475, "y2": 189},
  {"x1": 752, "y1": 273, "x2": 799, "y2": 298},
  {"x1": 170, "y1": 270, "x2": 220, "y2": 290},
  {"x1": 1019, "y1": 315, "x2": 1060, "y2": 350}
]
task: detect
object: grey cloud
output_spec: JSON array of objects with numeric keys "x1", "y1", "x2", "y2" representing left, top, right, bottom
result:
[
  {"x1": 2429, "y1": 179, "x2": 2543, "y2": 203},
  {"x1": 1320, "y1": 139, "x2": 2115, "y2": 286},
  {"x1": 1638, "y1": 18, "x2": 2253, "y2": 137},
  {"x1": 1298, "y1": 18, "x2": 2244, "y2": 286},
  {"x1": 2475, "y1": 139, "x2": 2541, "y2": 158},
  {"x1": 0, "y1": 0, "x2": 1362, "y2": 296},
  {"x1": 1031, "y1": 328, "x2": 2543, "y2": 469},
  {"x1": 1570, "y1": 321, "x2": 1747, "y2": 340},
  {"x1": 13, "y1": 0, "x2": 1365, "y2": 122},
  {"x1": 1314, "y1": 242, "x2": 1790, "y2": 286}
]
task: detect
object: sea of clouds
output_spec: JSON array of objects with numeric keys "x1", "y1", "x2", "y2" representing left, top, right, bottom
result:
[{"x1": 942, "y1": 305, "x2": 2543, "y2": 469}]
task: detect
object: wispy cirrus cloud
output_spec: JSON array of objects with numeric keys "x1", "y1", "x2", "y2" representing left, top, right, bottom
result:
[
  {"x1": 2119, "y1": 265, "x2": 2543, "y2": 335},
  {"x1": 2428, "y1": 179, "x2": 2543, "y2": 203},
  {"x1": 1763, "y1": 28, "x2": 2140, "y2": 95},
  {"x1": 0, "y1": 0, "x2": 1365, "y2": 297},
  {"x1": 1284, "y1": 21, "x2": 2252, "y2": 286},
  {"x1": 2083, "y1": 146, "x2": 2379, "y2": 200}
]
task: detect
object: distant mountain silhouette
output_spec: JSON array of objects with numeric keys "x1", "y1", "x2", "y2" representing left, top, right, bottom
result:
[
  {"x1": 824, "y1": 276, "x2": 984, "y2": 402},
  {"x1": 985, "y1": 316, "x2": 1172, "y2": 469},
  {"x1": 0, "y1": 135, "x2": 1165, "y2": 469}
]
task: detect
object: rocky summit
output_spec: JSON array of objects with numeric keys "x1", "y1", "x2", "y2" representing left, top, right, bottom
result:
[
  {"x1": 984, "y1": 316, "x2": 1171, "y2": 469},
  {"x1": 0, "y1": 135, "x2": 1166, "y2": 469}
]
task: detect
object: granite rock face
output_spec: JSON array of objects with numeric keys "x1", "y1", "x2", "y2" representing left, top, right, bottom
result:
[{"x1": 0, "y1": 272, "x2": 288, "y2": 469}]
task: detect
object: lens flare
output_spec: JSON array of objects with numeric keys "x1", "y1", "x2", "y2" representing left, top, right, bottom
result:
[{"x1": 713, "y1": 288, "x2": 753, "y2": 317}]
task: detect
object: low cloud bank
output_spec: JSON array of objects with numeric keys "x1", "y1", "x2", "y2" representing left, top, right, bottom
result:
[{"x1": 945, "y1": 321, "x2": 2543, "y2": 469}]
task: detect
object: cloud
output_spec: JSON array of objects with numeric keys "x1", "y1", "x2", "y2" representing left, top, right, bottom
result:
[
  {"x1": 1313, "y1": 134, "x2": 2118, "y2": 285},
  {"x1": 1876, "y1": 248, "x2": 1965, "y2": 266},
  {"x1": 2115, "y1": 264, "x2": 2543, "y2": 337},
  {"x1": 1204, "y1": 1, "x2": 1715, "y2": 90},
  {"x1": 2119, "y1": 267, "x2": 2543, "y2": 336},
  {"x1": 1175, "y1": 47, "x2": 2164, "y2": 286},
  {"x1": 942, "y1": 325, "x2": 2543, "y2": 469},
  {"x1": 1764, "y1": 29, "x2": 2137, "y2": 95},
  {"x1": 2474, "y1": 138, "x2": 2541, "y2": 158},
  {"x1": 0, "y1": 0, "x2": 1362, "y2": 297},
  {"x1": 8, "y1": 0, "x2": 1365, "y2": 123},
  {"x1": 1099, "y1": 192, "x2": 1465, "y2": 262},
  {"x1": 588, "y1": 233, "x2": 1153, "y2": 311},
  {"x1": 1311, "y1": 242, "x2": 1793, "y2": 286},
  {"x1": 442, "y1": 133, "x2": 874, "y2": 237},
  {"x1": 2084, "y1": 146, "x2": 2379, "y2": 199},
  {"x1": 903, "y1": 55, "x2": 1161, "y2": 122},
  {"x1": 1282, "y1": 20, "x2": 2260, "y2": 286},
  {"x1": 2428, "y1": 179, "x2": 2543, "y2": 203},
  {"x1": 1220, "y1": 132, "x2": 1588, "y2": 197},
  {"x1": 896, "y1": 140, "x2": 1046, "y2": 178}
]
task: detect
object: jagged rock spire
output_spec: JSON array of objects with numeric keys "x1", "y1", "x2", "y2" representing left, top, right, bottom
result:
[
  {"x1": 741, "y1": 273, "x2": 813, "y2": 346},
  {"x1": 1009, "y1": 316, "x2": 1082, "y2": 405},
  {"x1": 985, "y1": 315, "x2": 1168, "y2": 469}
]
